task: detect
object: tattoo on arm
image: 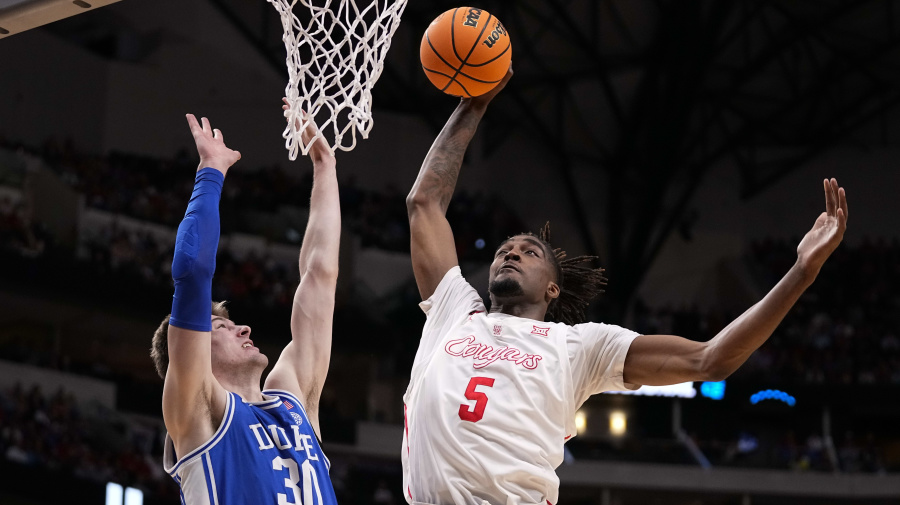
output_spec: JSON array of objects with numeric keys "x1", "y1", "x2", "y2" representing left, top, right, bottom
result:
[{"x1": 418, "y1": 105, "x2": 484, "y2": 212}]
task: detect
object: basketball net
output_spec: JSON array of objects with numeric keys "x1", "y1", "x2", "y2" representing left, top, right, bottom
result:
[{"x1": 267, "y1": 0, "x2": 408, "y2": 160}]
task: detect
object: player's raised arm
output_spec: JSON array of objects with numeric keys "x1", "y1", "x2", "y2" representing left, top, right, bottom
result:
[
  {"x1": 623, "y1": 179, "x2": 848, "y2": 386},
  {"x1": 406, "y1": 66, "x2": 514, "y2": 300},
  {"x1": 162, "y1": 115, "x2": 240, "y2": 447},
  {"x1": 265, "y1": 103, "x2": 340, "y2": 439}
]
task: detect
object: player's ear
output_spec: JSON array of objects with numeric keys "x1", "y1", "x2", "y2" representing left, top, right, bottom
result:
[{"x1": 546, "y1": 281, "x2": 560, "y2": 301}]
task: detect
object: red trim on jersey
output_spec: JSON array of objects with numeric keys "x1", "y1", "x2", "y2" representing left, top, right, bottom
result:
[
  {"x1": 564, "y1": 434, "x2": 573, "y2": 440},
  {"x1": 405, "y1": 404, "x2": 412, "y2": 499},
  {"x1": 403, "y1": 403, "x2": 409, "y2": 453}
]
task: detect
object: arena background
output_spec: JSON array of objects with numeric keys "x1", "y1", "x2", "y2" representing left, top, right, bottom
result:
[{"x1": 0, "y1": 0, "x2": 899, "y2": 504}]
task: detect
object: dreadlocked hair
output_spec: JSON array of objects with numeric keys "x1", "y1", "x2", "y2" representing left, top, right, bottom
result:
[{"x1": 530, "y1": 222, "x2": 608, "y2": 326}]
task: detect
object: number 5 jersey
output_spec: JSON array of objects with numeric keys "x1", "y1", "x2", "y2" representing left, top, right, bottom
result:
[
  {"x1": 402, "y1": 267, "x2": 639, "y2": 505},
  {"x1": 163, "y1": 389, "x2": 337, "y2": 505}
]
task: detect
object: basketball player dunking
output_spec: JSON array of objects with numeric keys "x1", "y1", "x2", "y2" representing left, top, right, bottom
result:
[
  {"x1": 402, "y1": 67, "x2": 849, "y2": 505},
  {"x1": 150, "y1": 107, "x2": 340, "y2": 504}
]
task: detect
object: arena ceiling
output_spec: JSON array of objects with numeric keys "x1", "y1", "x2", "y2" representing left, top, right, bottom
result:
[
  {"x1": 198, "y1": 0, "x2": 900, "y2": 307},
  {"x1": 38, "y1": 0, "x2": 900, "y2": 308}
]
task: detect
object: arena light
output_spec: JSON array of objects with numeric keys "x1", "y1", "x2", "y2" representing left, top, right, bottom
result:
[
  {"x1": 125, "y1": 487, "x2": 144, "y2": 505},
  {"x1": 574, "y1": 409, "x2": 587, "y2": 434},
  {"x1": 105, "y1": 483, "x2": 123, "y2": 505},
  {"x1": 605, "y1": 381, "x2": 697, "y2": 398},
  {"x1": 700, "y1": 380, "x2": 726, "y2": 400},
  {"x1": 750, "y1": 389, "x2": 796, "y2": 406},
  {"x1": 105, "y1": 483, "x2": 143, "y2": 505},
  {"x1": 609, "y1": 411, "x2": 626, "y2": 437}
]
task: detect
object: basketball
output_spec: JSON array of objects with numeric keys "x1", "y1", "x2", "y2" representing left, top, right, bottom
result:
[{"x1": 420, "y1": 7, "x2": 512, "y2": 97}]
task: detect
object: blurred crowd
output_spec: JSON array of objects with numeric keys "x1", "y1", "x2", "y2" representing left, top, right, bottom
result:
[
  {"x1": 0, "y1": 382, "x2": 175, "y2": 499},
  {"x1": 0, "y1": 379, "x2": 889, "y2": 505},
  {"x1": 80, "y1": 224, "x2": 298, "y2": 312},
  {"x1": 561, "y1": 426, "x2": 890, "y2": 474},
  {"x1": 6, "y1": 139, "x2": 524, "y2": 255},
  {"x1": 0, "y1": 196, "x2": 47, "y2": 258},
  {"x1": 744, "y1": 237, "x2": 900, "y2": 385},
  {"x1": 631, "y1": 238, "x2": 900, "y2": 385},
  {"x1": 698, "y1": 429, "x2": 888, "y2": 473},
  {"x1": 0, "y1": 381, "x2": 404, "y2": 504},
  {"x1": 1, "y1": 138, "x2": 897, "y2": 387},
  {"x1": 0, "y1": 139, "x2": 525, "y2": 313},
  {"x1": 0, "y1": 139, "x2": 897, "y2": 503}
]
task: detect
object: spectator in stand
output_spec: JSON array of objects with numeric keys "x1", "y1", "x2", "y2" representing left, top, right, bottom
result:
[
  {"x1": 7, "y1": 136, "x2": 524, "y2": 258},
  {"x1": 630, "y1": 238, "x2": 900, "y2": 386},
  {"x1": 0, "y1": 199, "x2": 45, "y2": 257},
  {"x1": 0, "y1": 382, "x2": 178, "y2": 499}
]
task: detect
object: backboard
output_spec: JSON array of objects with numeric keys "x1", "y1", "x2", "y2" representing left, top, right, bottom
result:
[{"x1": 0, "y1": 0, "x2": 121, "y2": 38}]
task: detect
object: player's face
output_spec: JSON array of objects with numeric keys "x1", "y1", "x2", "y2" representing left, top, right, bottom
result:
[
  {"x1": 488, "y1": 236, "x2": 559, "y2": 305},
  {"x1": 210, "y1": 316, "x2": 268, "y2": 371}
]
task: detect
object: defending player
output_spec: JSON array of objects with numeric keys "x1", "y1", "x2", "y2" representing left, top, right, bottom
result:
[
  {"x1": 403, "y1": 67, "x2": 849, "y2": 505},
  {"x1": 150, "y1": 107, "x2": 340, "y2": 504}
]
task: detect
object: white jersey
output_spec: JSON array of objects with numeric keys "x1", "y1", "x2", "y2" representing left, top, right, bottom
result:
[{"x1": 402, "y1": 267, "x2": 639, "y2": 505}]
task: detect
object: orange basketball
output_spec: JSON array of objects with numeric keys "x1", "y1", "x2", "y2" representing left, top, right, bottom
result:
[{"x1": 420, "y1": 7, "x2": 512, "y2": 97}]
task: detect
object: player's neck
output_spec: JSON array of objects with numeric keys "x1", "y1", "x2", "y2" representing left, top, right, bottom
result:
[
  {"x1": 215, "y1": 372, "x2": 265, "y2": 403},
  {"x1": 488, "y1": 301, "x2": 547, "y2": 322}
]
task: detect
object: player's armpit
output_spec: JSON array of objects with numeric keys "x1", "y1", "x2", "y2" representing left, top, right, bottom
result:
[
  {"x1": 265, "y1": 343, "x2": 324, "y2": 440},
  {"x1": 264, "y1": 272, "x2": 336, "y2": 440},
  {"x1": 622, "y1": 334, "x2": 713, "y2": 386}
]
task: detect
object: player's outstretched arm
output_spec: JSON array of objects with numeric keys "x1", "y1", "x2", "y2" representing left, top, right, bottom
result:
[
  {"x1": 623, "y1": 179, "x2": 848, "y2": 386},
  {"x1": 407, "y1": 66, "x2": 513, "y2": 300},
  {"x1": 265, "y1": 103, "x2": 339, "y2": 439},
  {"x1": 163, "y1": 115, "x2": 239, "y2": 448}
]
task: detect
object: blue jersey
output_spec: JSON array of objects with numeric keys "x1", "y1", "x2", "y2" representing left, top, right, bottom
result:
[{"x1": 163, "y1": 389, "x2": 337, "y2": 505}]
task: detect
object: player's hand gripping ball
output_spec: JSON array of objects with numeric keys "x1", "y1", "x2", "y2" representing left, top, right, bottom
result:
[{"x1": 420, "y1": 7, "x2": 512, "y2": 97}]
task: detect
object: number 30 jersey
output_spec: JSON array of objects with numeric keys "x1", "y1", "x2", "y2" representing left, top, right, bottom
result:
[
  {"x1": 402, "y1": 267, "x2": 639, "y2": 505},
  {"x1": 163, "y1": 389, "x2": 337, "y2": 505}
]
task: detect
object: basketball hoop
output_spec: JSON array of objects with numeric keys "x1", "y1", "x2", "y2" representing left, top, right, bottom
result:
[{"x1": 267, "y1": 0, "x2": 408, "y2": 160}]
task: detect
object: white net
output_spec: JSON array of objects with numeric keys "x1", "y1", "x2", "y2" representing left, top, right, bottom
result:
[{"x1": 267, "y1": 0, "x2": 408, "y2": 160}]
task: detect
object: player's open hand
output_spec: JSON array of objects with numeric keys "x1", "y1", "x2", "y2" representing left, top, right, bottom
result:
[
  {"x1": 796, "y1": 178, "x2": 848, "y2": 277},
  {"x1": 282, "y1": 98, "x2": 334, "y2": 164},
  {"x1": 186, "y1": 114, "x2": 241, "y2": 175}
]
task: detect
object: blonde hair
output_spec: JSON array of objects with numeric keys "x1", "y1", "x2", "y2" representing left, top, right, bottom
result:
[{"x1": 150, "y1": 301, "x2": 230, "y2": 379}]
